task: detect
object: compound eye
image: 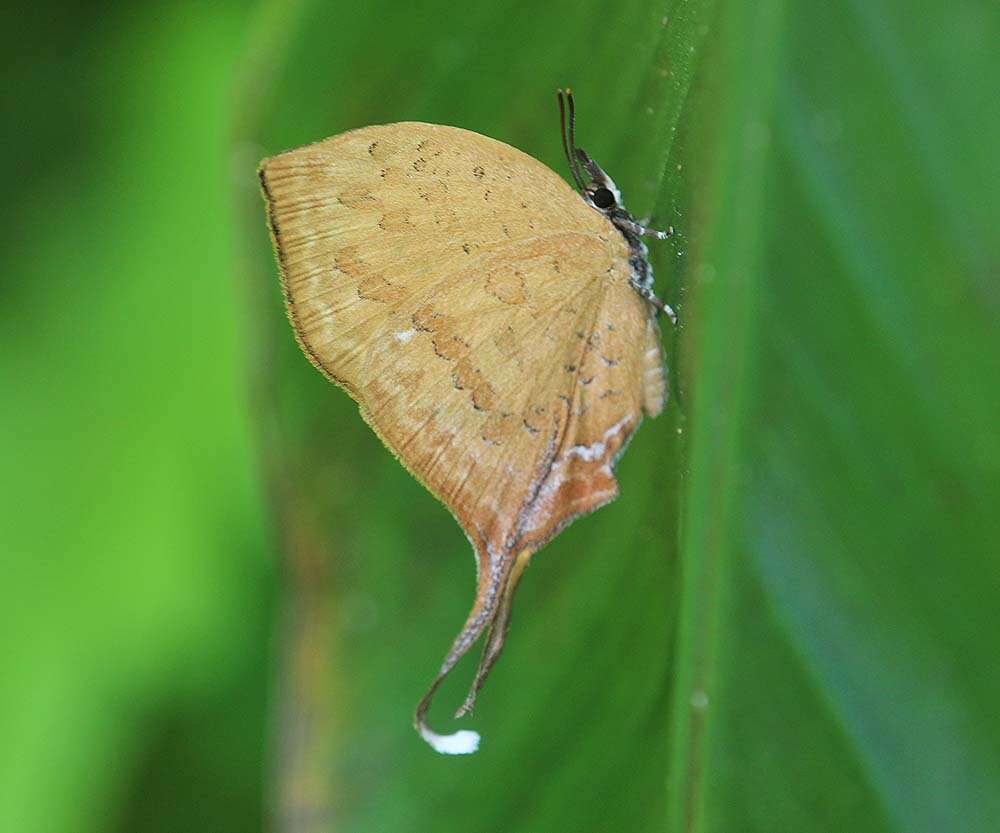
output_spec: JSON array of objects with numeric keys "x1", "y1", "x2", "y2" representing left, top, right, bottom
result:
[{"x1": 591, "y1": 187, "x2": 615, "y2": 209}]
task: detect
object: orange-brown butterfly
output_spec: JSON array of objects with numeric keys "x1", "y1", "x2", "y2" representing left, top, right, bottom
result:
[{"x1": 259, "y1": 90, "x2": 675, "y2": 754}]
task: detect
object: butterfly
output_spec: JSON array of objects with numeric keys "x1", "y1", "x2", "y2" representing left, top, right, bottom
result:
[{"x1": 259, "y1": 89, "x2": 675, "y2": 754}]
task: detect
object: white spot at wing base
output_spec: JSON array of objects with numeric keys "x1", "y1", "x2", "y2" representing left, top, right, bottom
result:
[
  {"x1": 419, "y1": 725, "x2": 481, "y2": 755},
  {"x1": 394, "y1": 328, "x2": 416, "y2": 343}
]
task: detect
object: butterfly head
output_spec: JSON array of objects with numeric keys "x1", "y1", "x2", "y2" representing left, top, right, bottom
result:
[
  {"x1": 580, "y1": 162, "x2": 623, "y2": 213},
  {"x1": 556, "y1": 88, "x2": 624, "y2": 217},
  {"x1": 556, "y1": 88, "x2": 678, "y2": 324}
]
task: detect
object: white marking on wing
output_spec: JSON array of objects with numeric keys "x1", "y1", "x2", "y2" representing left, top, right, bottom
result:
[{"x1": 566, "y1": 415, "x2": 632, "y2": 461}]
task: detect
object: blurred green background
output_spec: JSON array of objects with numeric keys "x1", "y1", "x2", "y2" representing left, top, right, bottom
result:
[{"x1": 3, "y1": 1, "x2": 998, "y2": 831}]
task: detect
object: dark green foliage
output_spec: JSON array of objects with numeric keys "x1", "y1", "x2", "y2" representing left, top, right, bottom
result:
[{"x1": 2, "y1": 1, "x2": 997, "y2": 831}]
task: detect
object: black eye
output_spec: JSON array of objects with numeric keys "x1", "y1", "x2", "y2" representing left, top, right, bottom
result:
[{"x1": 591, "y1": 187, "x2": 615, "y2": 209}]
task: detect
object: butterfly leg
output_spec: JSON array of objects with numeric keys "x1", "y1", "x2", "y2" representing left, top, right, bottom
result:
[
  {"x1": 628, "y1": 218, "x2": 674, "y2": 240},
  {"x1": 635, "y1": 285, "x2": 677, "y2": 325},
  {"x1": 627, "y1": 248, "x2": 677, "y2": 324}
]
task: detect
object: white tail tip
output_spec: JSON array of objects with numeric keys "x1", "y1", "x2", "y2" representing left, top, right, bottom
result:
[{"x1": 419, "y1": 726, "x2": 481, "y2": 755}]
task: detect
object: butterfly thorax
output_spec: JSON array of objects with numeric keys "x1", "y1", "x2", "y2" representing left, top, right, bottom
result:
[
  {"x1": 607, "y1": 205, "x2": 656, "y2": 294},
  {"x1": 575, "y1": 159, "x2": 673, "y2": 320}
]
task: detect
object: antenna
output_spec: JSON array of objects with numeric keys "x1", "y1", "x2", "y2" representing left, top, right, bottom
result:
[{"x1": 557, "y1": 88, "x2": 586, "y2": 191}]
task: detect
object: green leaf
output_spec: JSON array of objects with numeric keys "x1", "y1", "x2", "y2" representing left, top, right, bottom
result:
[
  {"x1": 6, "y1": 0, "x2": 994, "y2": 831},
  {"x1": 691, "y1": 3, "x2": 1000, "y2": 832},
  {"x1": 237, "y1": 2, "x2": 709, "y2": 829},
  {"x1": 232, "y1": 0, "x2": 1000, "y2": 831},
  {"x1": 0, "y1": 8, "x2": 271, "y2": 833}
]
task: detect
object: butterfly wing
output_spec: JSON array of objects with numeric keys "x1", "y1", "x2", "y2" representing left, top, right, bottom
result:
[{"x1": 259, "y1": 122, "x2": 665, "y2": 750}]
